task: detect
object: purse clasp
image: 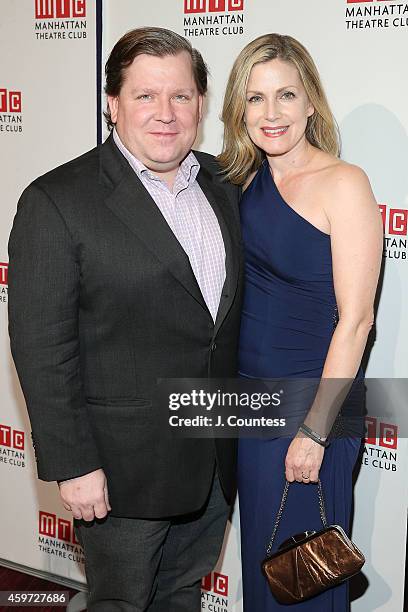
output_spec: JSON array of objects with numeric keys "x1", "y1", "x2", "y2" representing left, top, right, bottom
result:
[{"x1": 278, "y1": 530, "x2": 316, "y2": 550}]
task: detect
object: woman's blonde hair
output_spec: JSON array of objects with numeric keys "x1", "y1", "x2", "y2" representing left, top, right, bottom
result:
[{"x1": 217, "y1": 33, "x2": 340, "y2": 185}]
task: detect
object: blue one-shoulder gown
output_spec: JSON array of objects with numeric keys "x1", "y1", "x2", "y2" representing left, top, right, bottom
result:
[{"x1": 238, "y1": 160, "x2": 362, "y2": 611}]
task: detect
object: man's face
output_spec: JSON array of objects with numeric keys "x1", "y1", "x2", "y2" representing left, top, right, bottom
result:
[{"x1": 108, "y1": 52, "x2": 203, "y2": 179}]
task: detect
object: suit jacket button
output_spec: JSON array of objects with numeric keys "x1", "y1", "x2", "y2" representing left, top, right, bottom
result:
[{"x1": 211, "y1": 343, "x2": 217, "y2": 352}]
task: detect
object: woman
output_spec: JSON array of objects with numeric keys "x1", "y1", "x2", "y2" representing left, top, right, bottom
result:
[{"x1": 218, "y1": 34, "x2": 383, "y2": 610}]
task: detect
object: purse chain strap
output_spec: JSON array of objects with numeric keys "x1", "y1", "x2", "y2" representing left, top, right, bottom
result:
[{"x1": 265, "y1": 479, "x2": 328, "y2": 558}]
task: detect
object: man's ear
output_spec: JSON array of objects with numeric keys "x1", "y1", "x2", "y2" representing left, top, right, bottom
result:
[
  {"x1": 107, "y1": 95, "x2": 119, "y2": 124},
  {"x1": 198, "y1": 95, "x2": 203, "y2": 123}
]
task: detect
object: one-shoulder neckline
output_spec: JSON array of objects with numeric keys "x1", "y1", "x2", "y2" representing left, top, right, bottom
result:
[{"x1": 263, "y1": 160, "x2": 331, "y2": 239}]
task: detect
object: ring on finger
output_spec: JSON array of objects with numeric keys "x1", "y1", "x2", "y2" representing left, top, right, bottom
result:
[{"x1": 301, "y1": 472, "x2": 310, "y2": 480}]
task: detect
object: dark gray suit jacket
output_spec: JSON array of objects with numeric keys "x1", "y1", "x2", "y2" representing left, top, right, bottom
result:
[{"x1": 8, "y1": 134, "x2": 243, "y2": 518}]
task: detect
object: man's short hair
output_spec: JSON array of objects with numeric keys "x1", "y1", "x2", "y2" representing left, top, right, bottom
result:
[{"x1": 104, "y1": 27, "x2": 208, "y2": 130}]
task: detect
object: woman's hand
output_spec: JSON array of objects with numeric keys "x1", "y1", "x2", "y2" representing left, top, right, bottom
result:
[{"x1": 285, "y1": 433, "x2": 325, "y2": 483}]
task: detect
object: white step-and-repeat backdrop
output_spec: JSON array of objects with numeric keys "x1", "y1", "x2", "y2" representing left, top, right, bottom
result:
[{"x1": 1, "y1": 1, "x2": 407, "y2": 610}]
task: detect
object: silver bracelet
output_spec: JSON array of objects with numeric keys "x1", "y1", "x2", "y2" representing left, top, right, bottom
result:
[{"x1": 298, "y1": 423, "x2": 330, "y2": 448}]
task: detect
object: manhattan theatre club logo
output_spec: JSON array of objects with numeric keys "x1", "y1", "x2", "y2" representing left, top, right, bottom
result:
[
  {"x1": 0, "y1": 262, "x2": 8, "y2": 302},
  {"x1": 379, "y1": 204, "x2": 407, "y2": 261},
  {"x1": 201, "y1": 571, "x2": 230, "y2": 610},
  {"x1": 345, "y1": 0, "x2": 408, "y2": 30},
  {"x1": 0, "y1": 90, "x2": 22, "y2": 134},
  {"x1": 38, "y1": 511, "x2": 85, "y2": 563},
  {"x1": 362, "y1": 416, "x2": 398, "y2": 472},
  {"x1": 0, "y1": 424, "x2": 25, "y2": 469},
  {"x1": 183, "y1": 0, "x2": 244, "y2": 38},
  {"x1": 34, "y1": 0, "x2": 87, "y2": 41}
]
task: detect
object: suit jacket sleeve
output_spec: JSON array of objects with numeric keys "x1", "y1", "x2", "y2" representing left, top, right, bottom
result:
[{"x1": 8, "y1": 182, "x2": 101, "y2": 481}]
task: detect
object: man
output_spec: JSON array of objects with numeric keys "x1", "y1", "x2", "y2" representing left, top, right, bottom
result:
[{"x1": 8, "y1": 28, "x2": 242, "y2": 611}]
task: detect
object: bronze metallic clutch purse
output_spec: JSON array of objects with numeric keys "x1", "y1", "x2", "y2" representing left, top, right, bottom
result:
[{"x1": 262, "y1": 480, "x2": 365, "y2": 605}]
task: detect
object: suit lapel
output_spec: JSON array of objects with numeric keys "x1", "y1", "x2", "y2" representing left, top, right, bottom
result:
[{"x1": 196, "y1": 164, "x2": 240, "y2": 335}]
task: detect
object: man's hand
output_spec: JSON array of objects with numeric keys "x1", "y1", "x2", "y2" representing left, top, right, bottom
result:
[{"x1": 58, "y1": 468, "x2": 111, "y2": 521}]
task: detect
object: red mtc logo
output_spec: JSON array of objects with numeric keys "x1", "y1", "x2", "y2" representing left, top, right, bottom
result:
[
  {"x1": 35, "y1": 0, "x2": 86, "y2": 19},
  {"x1": 202, "y1": 571, "x2": 229, "y2": 596},
  {"x1": 39, "y1": 511, "x2": 80, "y2": 544},
  {"x1": 0, "y1": 263, "x2": 8, "y2": 285},
  {"x1": 379, "y1": 204, "x2": 408, "y2": 236},
  {"x1": 347, "y1": 1, "x2": 393, "y2": 3},
  {"x1": 365, "y1": 417, "x2": 398, "y2": 450},
  {"x1": 184, "y1": 0, "x2": 243, "y2": 12},
  {"x1": 0, "y1": 90, "x2": 22, "y2": 113},
  {"x1": 0, "y1": 425, "x2": 25, "y2": 450}
]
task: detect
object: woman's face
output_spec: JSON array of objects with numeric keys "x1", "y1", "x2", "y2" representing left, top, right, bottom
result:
[{"x1": 244, "y1": 58, "x2": 314, "y2": 158}]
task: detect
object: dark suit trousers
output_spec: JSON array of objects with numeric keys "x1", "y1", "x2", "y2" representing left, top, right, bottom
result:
[{"x1": 74, "y1": 469, "x2": 229, "y2": 611}]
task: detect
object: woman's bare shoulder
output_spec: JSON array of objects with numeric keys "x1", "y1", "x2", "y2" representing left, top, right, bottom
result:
[
  {"x1": 318, "y1": 157, "x2": 370, "y2": 190},
  {"x1": 318, "y1": 159, "x2": 378, "y2": 225}
]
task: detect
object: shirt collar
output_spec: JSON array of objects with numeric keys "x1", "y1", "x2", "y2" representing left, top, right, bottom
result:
[{"x1": 112, "y1": 128, "x2": 200, "y2": 189}]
